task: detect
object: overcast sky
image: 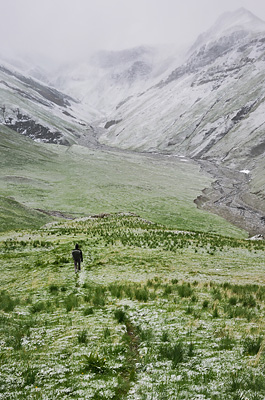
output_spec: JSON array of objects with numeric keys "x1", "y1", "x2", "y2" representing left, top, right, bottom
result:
[{"x1": 1, "y1": 0, "x2": 265, "y2": 64}]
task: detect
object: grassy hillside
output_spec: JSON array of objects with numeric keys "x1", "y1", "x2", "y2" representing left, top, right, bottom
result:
[
  {"x1": 0, "y1": 196, "x2": 51, "y2": 232},
  {"x1": 0, "y1": 214, "x2": 264, "y2": 399},
  {"x1": 0, "y1": 127, "x2": 246, "y2": 237}
]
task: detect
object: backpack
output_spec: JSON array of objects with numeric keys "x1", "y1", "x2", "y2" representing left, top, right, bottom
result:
[{"x1": 72, "y1": 249, "x2": 82, "y2": 261}]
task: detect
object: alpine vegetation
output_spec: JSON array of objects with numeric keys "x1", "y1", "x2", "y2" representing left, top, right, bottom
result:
[{"x1": 0, "y1": 214, "x2": 265, "y2": 399}]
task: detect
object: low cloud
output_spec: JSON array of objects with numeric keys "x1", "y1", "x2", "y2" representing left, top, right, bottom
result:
[{"x1": 1, "y1": 0, "x2": 265, "y2": 65}]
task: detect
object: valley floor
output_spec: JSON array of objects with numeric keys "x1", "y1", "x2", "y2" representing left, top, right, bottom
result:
[{"x1": 0, "y1": 127, "x2": 247, "y2": 238}]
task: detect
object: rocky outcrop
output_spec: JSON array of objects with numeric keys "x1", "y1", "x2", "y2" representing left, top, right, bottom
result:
[
  {"x1": 104, "y1": 119, "x2": 122, "y2": 129},
  {"x1": 5, "y1": 116, "x2": 67, "y2": 145}
]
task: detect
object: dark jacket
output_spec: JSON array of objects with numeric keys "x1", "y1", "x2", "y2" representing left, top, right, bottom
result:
[{"x1": 72, "y1": 249, "x2": 83, "y2": 262}]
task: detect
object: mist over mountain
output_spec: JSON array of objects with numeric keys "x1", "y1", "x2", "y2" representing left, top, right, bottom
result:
[{"x1": 1, "y1": 7, "x2": 265, "y2": 235}]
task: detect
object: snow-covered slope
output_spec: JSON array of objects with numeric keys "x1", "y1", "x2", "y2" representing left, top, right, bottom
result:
[
  {"x1": 2, "y1": 7, "x2": 265, "y2": 172},
  {"x1": 3, "y1": 7, "x2": 265, "y2": 166},
  {"x1": 50, "y1": 45, "x2": 186, "y2": 119},
  {"x1": 97, "y1": 8, "x2": 265, "y2": 169},
  {"x1": 0, "y1": 61, "x2": 100, "y2": 146},
  {"x1": 189, "y1": 7, "x2": 265, "y2": 54}
]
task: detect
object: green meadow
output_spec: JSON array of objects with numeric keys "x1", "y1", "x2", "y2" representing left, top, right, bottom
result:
[
  {"x1": 0, "y1": 127, "x2": 245, "y2": 237},
  {"x1": 1, "y1": 128, "x2": 265, "y2": 399}
]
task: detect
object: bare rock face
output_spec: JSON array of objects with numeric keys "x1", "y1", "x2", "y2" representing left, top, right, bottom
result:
[{"x1": 5, "y1": 113, "x2": 67, "y2": 145}]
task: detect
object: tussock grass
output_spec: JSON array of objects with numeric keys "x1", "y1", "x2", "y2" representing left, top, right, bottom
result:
[{"x1": 0, "y1": 214, "x2": 264, "y2": 399}]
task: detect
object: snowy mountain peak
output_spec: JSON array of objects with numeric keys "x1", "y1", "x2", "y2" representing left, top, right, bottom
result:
[
  {"x1": 190, "y1": 8, "x2": 265, "y2": 53},
  {"x1": 210, "y1": 7, "x2": 265, "y2": 37}
]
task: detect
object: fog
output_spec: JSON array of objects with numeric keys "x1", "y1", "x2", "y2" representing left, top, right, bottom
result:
[{"x1": 1, "y1": 0, "x2": 265, "y2": 65}]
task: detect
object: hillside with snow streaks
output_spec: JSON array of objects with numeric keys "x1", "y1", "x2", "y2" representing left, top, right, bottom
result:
[
  {"x1": 1, "y1": 8, "x2": 265, "y2": 234},
  {"x1": 99, "y1": 9, "x2": 265, "y2": 165},
  {"x1": 0, "y1": 62, "x2": 101, "y2": 146}
]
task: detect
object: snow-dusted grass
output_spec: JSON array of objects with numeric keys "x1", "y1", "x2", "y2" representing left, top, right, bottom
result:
[{"x1": 0, "y1": 215, "x2": 264, "y2": 399}]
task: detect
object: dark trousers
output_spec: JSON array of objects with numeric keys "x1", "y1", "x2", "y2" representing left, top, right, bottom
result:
[{"x1": 74, "y1": 260, "x2": 81, "y2": 272}]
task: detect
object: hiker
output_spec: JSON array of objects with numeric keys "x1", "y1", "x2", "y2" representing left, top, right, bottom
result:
[{"x1": 72, "y1": 244, "x2": 83, "y2": 273}]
